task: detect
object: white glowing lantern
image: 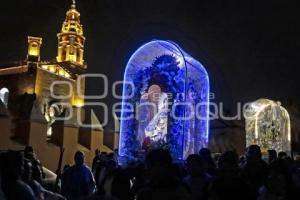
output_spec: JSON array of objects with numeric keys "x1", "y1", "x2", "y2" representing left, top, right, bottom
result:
[
  {"x1": 244, "y1": 99, "x2": 291, "y2": 153},
  {"x1": 0, "y1": 88, "x2": 9, "y2": 106}
]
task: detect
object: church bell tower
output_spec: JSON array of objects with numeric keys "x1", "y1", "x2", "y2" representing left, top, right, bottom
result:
[{"x1": 56, "y1": 1, "x2": 85, "y2": 68}]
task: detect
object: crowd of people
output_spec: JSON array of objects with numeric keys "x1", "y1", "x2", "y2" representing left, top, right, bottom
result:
[{"x1": 1, "y1": 145, "x2": 300, "y2": 200}]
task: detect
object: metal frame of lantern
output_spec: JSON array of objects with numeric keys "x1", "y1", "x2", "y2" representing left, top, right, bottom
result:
[
  {"x1": 118, "y1": 40, "x2": 209, "y2": 164},
  {"x1": 244, "y1": 98, "x2": 291, "y2": 153}
]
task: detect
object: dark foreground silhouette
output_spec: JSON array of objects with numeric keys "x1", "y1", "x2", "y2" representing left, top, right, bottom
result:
[{"x1": 1, "y1": 145, "x2": 300, "y2": 200}]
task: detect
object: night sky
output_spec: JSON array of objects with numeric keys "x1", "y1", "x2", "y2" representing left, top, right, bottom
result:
[{"x1": 1, "y1": 0, "x2": 299, "y2": 129}]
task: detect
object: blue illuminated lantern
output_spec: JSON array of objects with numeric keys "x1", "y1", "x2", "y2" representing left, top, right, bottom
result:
[{"x1": 119, "y1": 40, "x2": 209, "y2": 163}]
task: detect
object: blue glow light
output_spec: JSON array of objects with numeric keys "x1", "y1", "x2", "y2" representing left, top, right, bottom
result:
[{"x1": 119, "y1": 40, "x2": 209, "y2": 163}]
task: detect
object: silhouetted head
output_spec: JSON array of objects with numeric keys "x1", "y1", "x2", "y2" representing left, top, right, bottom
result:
[
  {"x1": 246, "y1": 145, "x2": 262, "y2": 161},
  {"x1": 239, "y1": 155, "x2": 246, "y2": 165},
  {"x1": 218, "y1": 151, "x2": 239, "y2": 170},
  {"x1": 63, "y1": 164, "x2": 70, "y2": 173},
  {"x1": 107, "y1": 152, "x2": 115, "y2": 161},
  {"x1": 199, "y1": 148, "x2": 216, "y2": 175},
  {"x1": 278, "y1": 151, "x2": 287, "y2": 159},
  {"x1": 145, "y1": 149, "x2": 172, "y2": 179},
  {"x1": 24, "y1": 146, "x2": 33, "y2": 153},
  {"x1": 268, "y1": 150, "x2": 277, "y2": 163},
  {"x1": 186, "y1": 154, "x2": 203, "y2": 176},
  {"x1": 106, "y1": 159, "x2": 117, "y2": 174},
  {"x1": 146, "y1": 149, "x2": 172, "y2": 169},
  {"x1": 24, "y1": 146, "x2": 34, "y2": 159},
  {"x1": 95, "y1": 149, "x2": 100, "y2": 156},
  {"x1": 199, "y1": 148, "x2": 211, "y2": 158},
  {"x1": 22, "y1": 159, "x2": 33, "y2": 182},
  {"x1": 1, "y1": 151, "x2": 24, "y2": 180},
  {"x1": 74, "y1": 151, "x2": 85, "y2": 165}
]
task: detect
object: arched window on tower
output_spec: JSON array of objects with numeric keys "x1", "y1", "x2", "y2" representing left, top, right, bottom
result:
[{"x1": 0, "y1": 87, "x2": 9, "y2": 107}]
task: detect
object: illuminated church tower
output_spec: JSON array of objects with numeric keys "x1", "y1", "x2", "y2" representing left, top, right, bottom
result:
[
  {"x1": 0, "y1": 1, "x2": 114, "y2": 171},
  {"x1": 56, "y1": 2, "x2": 86, "y2": 67}
]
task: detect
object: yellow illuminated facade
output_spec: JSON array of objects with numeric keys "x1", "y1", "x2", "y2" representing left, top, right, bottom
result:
[
  {"x1": 56, "y1": 3, "x2": 85, "y2": 67},
  {"x1": 0, "y1": 2, "x2": 87, "y2": 137},
  {"x1": 0, "y1": 2, "x2": 115, "y2": 173},
  {"x1": 33, "y1": 3, "x2": 87, "y2": 124},
  {"x1": 33, "y1": 2, "x2": 86, "y2": 108},
  {"x1": 72, "y1": 96, "x2": 84, "y2": 107},
  {"x1": 40, "y1": 64, "x2": 71, "y2": 78},
  {"x1": 27, "y1": 36, "x2": 42, "y2": 61}
]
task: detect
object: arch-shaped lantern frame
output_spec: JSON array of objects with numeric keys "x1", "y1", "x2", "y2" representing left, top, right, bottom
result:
[
  {"x1": 119, "y1": 40, "x2": 209, "y2": 162},
  {"x1": 244, "y1": 98, "x2": 291, "y2": 153}
]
